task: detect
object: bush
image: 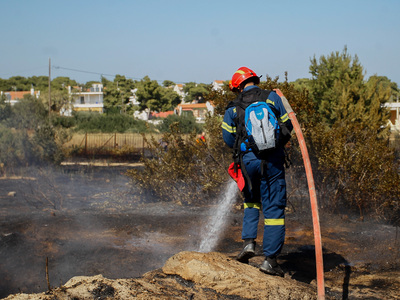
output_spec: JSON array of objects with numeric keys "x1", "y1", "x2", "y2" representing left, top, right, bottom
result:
[
  {"x1": 0, "y1": 96, "x2": 65, "y2": 170},
  {"x1": 126, "y1": 117, "x2": 232, "y2": 205},
  {"x1": 157, "y1": 114, "x2": 203, "y2": 134},
  {"x1": 312, "y1": 121, "x2": 400, "y2": 222},
  {"x1": 72, "y1": 112, "x2": 154, "y2": 133}
]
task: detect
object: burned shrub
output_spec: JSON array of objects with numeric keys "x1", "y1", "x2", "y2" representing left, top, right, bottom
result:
[{"x1": 126, "y1": 119, "x2": 231, "y2": 205}]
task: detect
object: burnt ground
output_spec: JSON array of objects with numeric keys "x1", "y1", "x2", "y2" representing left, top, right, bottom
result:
[{"x1": 0, "y1": 165, "x2": 399, "y2": 299}]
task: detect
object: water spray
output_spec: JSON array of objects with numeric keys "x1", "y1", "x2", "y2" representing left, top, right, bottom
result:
[
  {"x1": 274, "y1": 89, "x2": 325, "y2": 300},
  {"x1": 198, "y1": 180, "x2": 238, "y2": 252}
]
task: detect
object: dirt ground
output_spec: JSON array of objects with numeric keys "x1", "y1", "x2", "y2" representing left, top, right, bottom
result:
[{"x1": 0, "y1": 165, "x2": 399, "y2": 299}]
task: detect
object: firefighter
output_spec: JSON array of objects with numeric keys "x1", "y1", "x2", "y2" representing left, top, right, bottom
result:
[{"x1": 222, "y1": 67, "x2": 293, "y2": 276}]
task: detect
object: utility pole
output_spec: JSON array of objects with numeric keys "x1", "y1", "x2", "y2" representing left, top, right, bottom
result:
[{"x1": 48, "y1": 58, "x2": 51, "y2": 117}]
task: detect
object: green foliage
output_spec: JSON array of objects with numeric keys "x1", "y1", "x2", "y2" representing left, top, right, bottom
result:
[
  {"x1": 0, "y1": 75, "x2": 77, "y2": 92},
  {"x1": 0, "y1": 76, "x2": 33, "y2": 91},
  {"x1": 135, "y1": 76, "x2": 181, "y2": 112},
  {"x1": 51, "y1": 77, "x2": 79, "y2": 90},
  {"x1": 72, "y1": 111, "x2": 154, "y2": 133},
  {"x1": 307, "y1": 48, "x2": 399, "y2": 221},
  {"x1": 162, "y1": 80, "x2": 175, "y2": 87},
  {"x1": 309, "y1": 47, "x2": 366, "y2": 125},
  {"x1": 157, "y1": 114, "x2": 203, "y2": 134},
  {"x1": 103, "y1": 75, "x2": 136, "y2": 114},
  {"x1": 183, "y1": 82, "x2": 210, "y2": 103},
  {"x1": 0, "y1": 96, "x2": 65, "y2": 169},
  {"x1": 0, "y1": 93, "x2": 12, "y2": 121},
  {"x1": 7, "y1": 95, "x2": 48, "y2": 129},
  {"x1": 50, "y1": 115, "x2": 76, "y2": 128}
]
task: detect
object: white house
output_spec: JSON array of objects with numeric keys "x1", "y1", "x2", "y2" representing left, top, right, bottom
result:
[
  {"x1": 212, "y1": 80, "x2": 225, "y2": 91},
  {"x1": 172, "y1": 84, "x2": 187, "y2": 103},
  {"x1": 68, "y1": 83, "x2": 104, "y2": 113}
]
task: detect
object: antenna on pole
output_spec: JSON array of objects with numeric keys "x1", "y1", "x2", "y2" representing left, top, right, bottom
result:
[{"x1": 48, "y1": 58, "x2": 51, "y2": 117}]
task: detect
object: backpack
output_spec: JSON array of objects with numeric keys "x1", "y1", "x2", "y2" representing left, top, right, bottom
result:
[
  {"x1": 243, "y1": 101, "x2": 280, "y2": 154},
  {"x1": 230, "y1": 89, "x2": 281, "y2": 157},
  {"x1": 226, "y1": 88, "x2": 290, "y2": 190}
]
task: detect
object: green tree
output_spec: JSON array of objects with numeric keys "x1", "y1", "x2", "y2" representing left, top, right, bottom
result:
[
  {"x1": 183, "y1": 82, "x2": 209, "y2": 103},
  {"x1": 309, "y1": 46, "x2": 365, "y2": 125},
  {"x1": 162, "y1": 80, "x2": 175, "y2": 87},
  {"x1": 308, "y1": 48, "x2": 399, "y2": 219},
  {"x1": 136, "y1": 76, "x2": 180, "y2": 112},
  {"x1": 8, "y1": 95, "x2": 48, "y2": 129},
  {"x1": 103, "y1": 75, "x2": 136, "y2": 114}
]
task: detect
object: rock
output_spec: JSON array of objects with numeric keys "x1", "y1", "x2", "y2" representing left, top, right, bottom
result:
[
  {"x1": 162, "y1": 251, "x2": 317, "y2": 299},
  {"x1": 4, "y1": 251, "x2": 318, "y2": 300}
]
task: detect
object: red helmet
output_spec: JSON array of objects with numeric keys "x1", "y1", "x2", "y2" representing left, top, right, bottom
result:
[{"x1": 229, "y1": 67, "x2": 260, "y2": 90}]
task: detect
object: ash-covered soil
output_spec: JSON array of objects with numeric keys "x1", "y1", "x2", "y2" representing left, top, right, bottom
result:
[{"x1": 0, "y1": 165, "x2": 399, "y2": 299}]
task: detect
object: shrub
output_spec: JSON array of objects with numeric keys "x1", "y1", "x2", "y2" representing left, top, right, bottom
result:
[
  {"x1": 157, "y1": 114, "x2": 203, "y2": 134},
  {"x1": 126, "y1": 118, "x2": 232, "y2": 205},
  {"x1": 73, "y1": 112, "x2": 154, "y2": 133}
]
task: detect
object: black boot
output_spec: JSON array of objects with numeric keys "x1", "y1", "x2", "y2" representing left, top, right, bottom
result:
[
  {"x1": 236, "y1": 239, "x2": 256, "y2": 263},
  {"x1": 260, "y1": 256, "x2": 284, "y2": 277}
]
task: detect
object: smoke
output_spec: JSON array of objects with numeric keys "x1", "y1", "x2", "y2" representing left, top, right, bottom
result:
[{"x1": 0, "y1": 164, "x2": 217, "y2": 297}]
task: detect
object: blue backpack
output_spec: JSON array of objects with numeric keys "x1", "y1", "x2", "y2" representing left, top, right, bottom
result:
[{"x1": 243, "y1": 101, "x2": 280, "y2": 154}]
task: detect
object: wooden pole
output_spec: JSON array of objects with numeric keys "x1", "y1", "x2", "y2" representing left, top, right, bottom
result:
[
  {"x1": 48, "y1": 58, "x2": 51, "y2": 116},
  {"x1": 46, "y1": 257, "x2": 51, "y2": 291}
]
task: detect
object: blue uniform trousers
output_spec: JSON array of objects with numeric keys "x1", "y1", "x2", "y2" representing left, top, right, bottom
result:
[{"x1": 241, "y1": 151, "x2": 287, "y2": 258}]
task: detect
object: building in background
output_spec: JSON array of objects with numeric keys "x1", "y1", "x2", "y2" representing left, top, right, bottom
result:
[
  {"x1": 0, "y1": 87, "x2": 40, "y2": 105},
  {"x1": 175, "y1": 101, "x2": 214, "y2": 123},
  {"x1": 69, "y1": 83, "x2": 104, "y2": 113},
  {"x1": 384, "y1": 98, "x2": 400, "y2": 132}
]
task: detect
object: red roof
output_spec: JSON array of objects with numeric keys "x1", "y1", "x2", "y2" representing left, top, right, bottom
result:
[
  {"x1": 4, "y1": 91, "x2": 39, "y2": 100},
  {"x1": 151, "y1": 111, "x2": 175, "y2": 118}
]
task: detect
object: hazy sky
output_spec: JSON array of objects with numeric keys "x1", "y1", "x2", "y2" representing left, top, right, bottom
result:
[{"x1": 1, "y1": 0, "x2": 399, "y2": 85}]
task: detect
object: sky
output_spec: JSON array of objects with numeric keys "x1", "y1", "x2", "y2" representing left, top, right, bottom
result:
[{"x1": 1, "y1": 0, "x2": 400, "y2": 86}]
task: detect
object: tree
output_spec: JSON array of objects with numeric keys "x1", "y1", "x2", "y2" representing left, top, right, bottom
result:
[
  {"x1": 0, "y1": 95, "x2": 64, "y2": 167},
  {"x1": 103, "y1": 75, "x2": 136, "y2": 114},
  {"x1": 51, "y1": 76, "x2": 78, "y2": 90},
  {"x1": 136, "y1": 76, "x2": 181, "y2": 112},
  {"x1": 308, "y1": 48, "x2": 399, "y2": 219},
  {"x1": 8, "y1": 95, "x2": 48, "y2": 129},
  {"x1": 163, "y1": 80, "x2": 175, "y2": 87},
  {"x1": 183, "y1": 82, "x2": 209, "y2": 103},
  {"x1": 309, "y1": 46, "x2": 365, "y2": 125}
]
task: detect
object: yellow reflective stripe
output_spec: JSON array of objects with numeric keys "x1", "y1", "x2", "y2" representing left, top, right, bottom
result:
[
  {"x1": 264, "y1": 218, "x2": 285, "y2": 225},
  {"x1": 235, "y1": 70, "x2": 245, "y2": 75},
  {"x1": 244, "y1": 203, "x2": 261, "y2": 209},
  {"x1": 280, "y1": 113, "x2": 289, "y2": 122},
  {"x1": 266, "y1": 99, "x2": 275, "y2": 106},
  {"x1": 222, "y1": 122, "x2": 236, "y2": 133}
]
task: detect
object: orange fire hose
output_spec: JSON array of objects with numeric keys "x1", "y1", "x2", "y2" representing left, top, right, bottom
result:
[{"x1": 275, "y1": 89, "x2": 325, "y2": 299}]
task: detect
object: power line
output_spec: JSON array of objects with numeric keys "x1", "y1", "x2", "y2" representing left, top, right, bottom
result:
[
  {"x1": 52, "y1": 65, "x2": 192, "y2": 84},
  {"x1": 53, "y1": 65, "x2": 125, "y2": 79}
]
